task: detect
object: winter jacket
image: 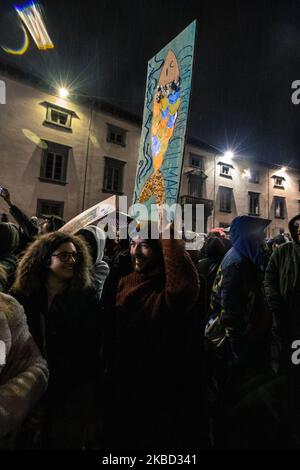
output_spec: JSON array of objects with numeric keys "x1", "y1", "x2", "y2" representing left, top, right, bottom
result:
[
  {"x1": 9, "y1": 205, "x2": 65, "y2": 247},
  {"x1": 0, "y1": 223, "x2": 19, "y2": 292},
  {"x1": 265, "y1": 215, "x2": 300, "y2": 312},
  {"x1": 197, "y1": 236, "x2": 230, "y2": 314},
  {"x1": 104, "y1": 237, "x2": 202, "y2": 449},
  {"x1": 9, "y1": 205, "x2": 39, "y2": 240},
  {"x1": 77, "y1": 226, "x2": 109, "y2": 300},
  {"x1": 13, "y1": 285, "x2": 103, "y2": 449},
  {"x1": 206, "y1": 216, "x2": 271, "y2": 365},
  {"x1": 14, "y1": 286, "x2": 102, "y2": 409},
  {"x1": 0, "y1": 293, "x2": 48, "y2": 441},
  {"x1": 264, "y1": 214, "x2": 300, "y2": 367}
]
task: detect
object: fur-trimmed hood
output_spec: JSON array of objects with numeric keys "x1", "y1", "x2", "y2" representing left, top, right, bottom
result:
[{"x1": 289, "y1": 214, "x2": 300, "y2": 244}]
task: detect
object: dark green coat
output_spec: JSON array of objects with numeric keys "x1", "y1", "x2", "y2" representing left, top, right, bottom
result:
[
  {"x1": 264, "y1": 241, "x2": 300, "y2": 312},
  {"x1": 264, "y1": 214, "x2": 300, "y2": 367}
]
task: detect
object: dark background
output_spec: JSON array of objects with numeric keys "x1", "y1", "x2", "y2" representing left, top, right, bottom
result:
[{"x1": 1, "y1": 0, "x2": 300, "y2": 166}]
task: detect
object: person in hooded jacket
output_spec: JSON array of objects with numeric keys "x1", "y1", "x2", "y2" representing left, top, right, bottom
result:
[
  {"x1": 205, "y1": 216, "x2": 272, "y2": 448},
  {"x1": 76, "y1": 225, "x2": 109, "y2": 301},
  {"x1": 206, "y1": 215, "x2": 271, "y2": 369},
  {"x1": 264, "y1": 214, "x2": 300, "y2": 445},
  {"x1": 0, "y1": 223, "x2": 19, "y2": 292}
]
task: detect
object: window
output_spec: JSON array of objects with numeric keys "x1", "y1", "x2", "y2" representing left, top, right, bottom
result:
[
  {"x1": 249, "y1": 170, "x2": 260, "y2": 184},
  {"x1": 41, "y1": 102, "x2": 78, "y2": 131},
  {"x1": 272, "y1": 175, "x2": 285, "y2": 189},
  {"x1": 36, "y1": 199, "x2": 64, "y2": 218},
  {"x1": 107, "y1": 124, "x2": 127, "y2": 147},
  {"x1": 221, "y1": 165, "x2": 230, "y2": 176},
  {"x1": 50, "y1": 109, "x2": 68, "y2": 126},
  {"x1": 103, "y1": 157, "x2": 126, "y2": 194},
  {"x1": 274, "y1": 196, "x2": 285, "y2": 219},
  {"x1": 188, "y1": 175, "x2": 203, "y2": 198},
  {"x1": 217, "y1": 161, "x2": 234, "y2": 179},
  {"x1": 190, "y1": 154, "x2": 203, "y2": 170},
  {"x1": 219, "y1": 186, "x2": 232, "y2": 212},
  {"x1": 248, "y1": 192, "x2": 260, "y2": 216},
  {"x1": 40, "y1": 141, "x2": 69, "y2": 184}
]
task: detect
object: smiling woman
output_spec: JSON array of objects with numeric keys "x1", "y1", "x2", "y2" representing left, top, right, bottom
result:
[{"x1": 11, "y1": 231, "x2": 104, "y2": 449}]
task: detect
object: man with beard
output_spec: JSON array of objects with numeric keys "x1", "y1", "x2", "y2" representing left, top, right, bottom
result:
[
  {"x1": 264, "y1": 214, "x2": 300, "y2": 446},
  {"x1": 103, "y1": 220, "x2": 205, "y2": 450}
]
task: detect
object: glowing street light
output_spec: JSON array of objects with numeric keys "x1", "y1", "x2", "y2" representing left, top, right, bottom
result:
[
  {"x1": 280, "y1": 166, "x2": 287, "y2": 172},
  {"x1": 224, "y1": 150, "x2": 234, "y2": 159},
  {"x1": 58, "y1": 87, "x2": 69, "y2": 99}
]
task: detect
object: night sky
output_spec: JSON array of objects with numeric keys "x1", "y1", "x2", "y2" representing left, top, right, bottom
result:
[{"x1": 0, "y1": 0, "x2": 300, "y2": 166}]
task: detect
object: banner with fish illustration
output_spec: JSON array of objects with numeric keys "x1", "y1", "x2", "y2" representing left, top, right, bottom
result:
[{"x1": 132, "y1": 20, "x2": 196, "y2": 220}]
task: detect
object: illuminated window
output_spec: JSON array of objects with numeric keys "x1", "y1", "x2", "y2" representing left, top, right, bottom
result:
[
  {"x1": 107, "y1": 124, "x2": 127, "y2": 147},
  {"x1": 41, "y1": 101, "x2": 78, "y2": 132},
  {"x1": 248, "y1": 192, "x2": 260, "y2": 215},
  {"x1": 103, "y1": 157, "x2": 126, "y2": 194},
  {"x1": 50, "y1": 109, "x2": 68, "y2": 126},
  {"x1": 217, "y1": 161, "x2": 234, "y2": 179},
  {"x1": 219, "y1": 186, "x2": 232, "y2": 212},
  {"x1": 274, "y1": 196, "x2": 285, "y2": 219},
  {"x1": 272, "y1": 175, "x2": 285, "y2": 189},
  {"x1": 40, "y1": 141, "x2": 69, "y2": 184}
]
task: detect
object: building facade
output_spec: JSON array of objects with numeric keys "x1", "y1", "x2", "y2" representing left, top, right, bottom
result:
[{"x1": 0, "y1": 66, "x2": 299, "y2": 236}]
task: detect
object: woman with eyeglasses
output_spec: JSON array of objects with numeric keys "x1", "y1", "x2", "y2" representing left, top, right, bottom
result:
[{"x1": 11, "y1": 232, "x2": 104, "y2": 449}]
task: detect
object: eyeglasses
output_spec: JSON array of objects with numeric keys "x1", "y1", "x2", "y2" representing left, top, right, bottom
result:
[{"x1": 51, "y1": 251, "x2": 78, "y2": 262}]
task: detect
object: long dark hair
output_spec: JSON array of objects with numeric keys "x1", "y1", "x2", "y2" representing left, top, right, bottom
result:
[
  {"x1": 13, "y1": 232, "x2": 93, "y2": 295},
  {"x1": 0, "y1": 265, "x2": 7, "y2": 291}
]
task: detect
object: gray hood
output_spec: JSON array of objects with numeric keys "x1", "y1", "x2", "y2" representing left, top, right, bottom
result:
[{"x1": 79, "y1": 225, "x2": 106, "y2": 263}]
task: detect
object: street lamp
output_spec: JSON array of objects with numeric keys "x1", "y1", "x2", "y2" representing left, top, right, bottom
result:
[
  {"x1": 224, "y1": 150, "x2": 234, "y2": 159},
  {"x1": 58, "y1": 87, "x2": 69, "y2": 99}
]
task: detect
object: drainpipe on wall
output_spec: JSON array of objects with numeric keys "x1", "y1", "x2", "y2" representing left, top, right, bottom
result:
[{"x1": 82, "y1": 99, "x2": 94, "y2": 211}]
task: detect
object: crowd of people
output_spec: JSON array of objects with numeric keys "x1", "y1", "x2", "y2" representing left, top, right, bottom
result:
[{"x1": 0, "y1": 185, "x2": 300, "y2": 450}]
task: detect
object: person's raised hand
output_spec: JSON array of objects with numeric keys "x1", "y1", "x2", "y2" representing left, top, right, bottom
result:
[{"x1": 0, "y1": 187, "x2": 12, "y2": 207}]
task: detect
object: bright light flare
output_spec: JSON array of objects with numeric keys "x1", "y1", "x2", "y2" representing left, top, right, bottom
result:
[
  {"x1": 58, "y1": 87, "x2": 69, "y2": 99},
  {"x1": 242, "y1": 169, "x2": 251, "y2": 179},
  {"x1": 224, "y1": 150, "x2": 234, "y2": 159},
  {"x1": 280, "y1": 166, "x2": 287, "y2": 172},
  {"x1": 16, "y1": 2, "x2": 54, "y2": 50}
]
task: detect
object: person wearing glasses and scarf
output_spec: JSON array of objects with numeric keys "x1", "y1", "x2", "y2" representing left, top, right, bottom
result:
[{"x1": 11, "y1": 232, "x2": 103, "y2": 449}]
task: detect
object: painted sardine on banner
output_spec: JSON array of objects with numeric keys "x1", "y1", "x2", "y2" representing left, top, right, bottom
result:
[{"x1": 132, "y1": 20, "x2": 196, "y2": 219}]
